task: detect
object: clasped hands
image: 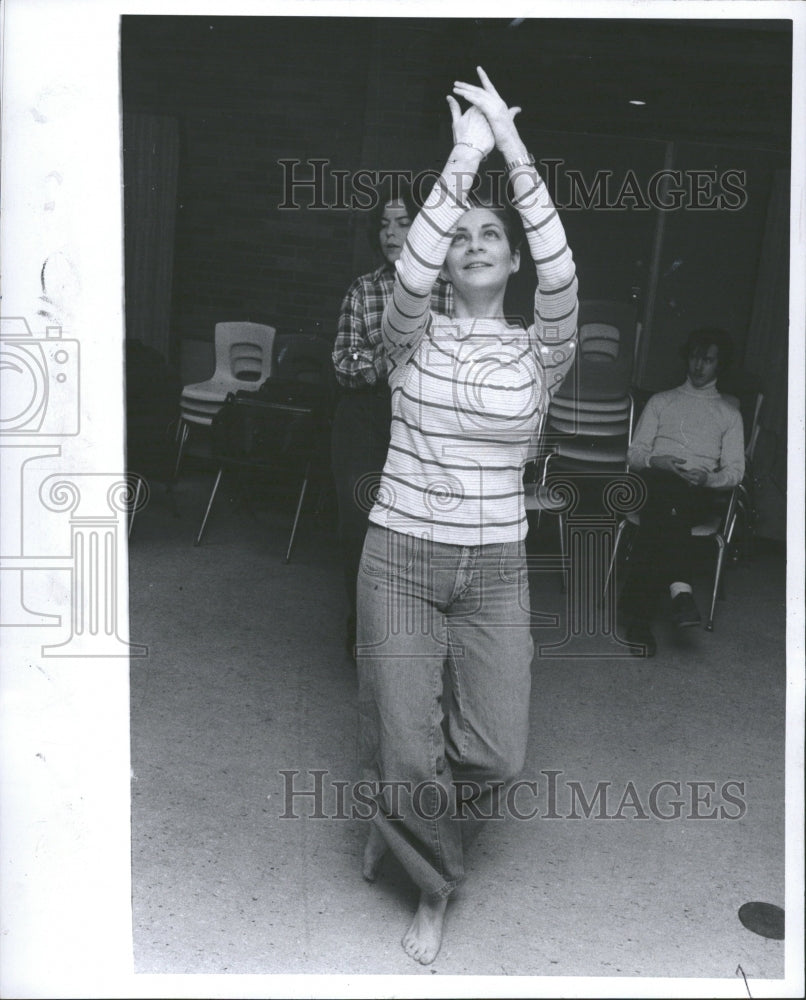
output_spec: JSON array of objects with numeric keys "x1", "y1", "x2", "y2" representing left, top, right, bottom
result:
[
  {"x1": 650, "y1": 454, "x2": 709, "y2": 487},
  {"x1": 447, "y1": 66, "x2": 522, "y2": 161}
]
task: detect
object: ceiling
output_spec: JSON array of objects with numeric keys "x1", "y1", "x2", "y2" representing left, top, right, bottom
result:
[
  {"x1": 121, "y1": 15, "x2": 794, "y2": 153},
  {"x1": 439, "y1": 17, "x2": 793, "y2": 152}
]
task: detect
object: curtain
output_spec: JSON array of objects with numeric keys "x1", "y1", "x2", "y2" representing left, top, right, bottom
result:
[
  {"x1": 742, "y1": 169, "x2": 790, "y2": 539},
  {"x1": 122, "y1": 113, "x2": 180, "y2": 362}
]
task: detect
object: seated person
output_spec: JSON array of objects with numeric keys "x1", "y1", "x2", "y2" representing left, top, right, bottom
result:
[{"x1": 619, "y1": 328, "x2": 745, "y2": 655}]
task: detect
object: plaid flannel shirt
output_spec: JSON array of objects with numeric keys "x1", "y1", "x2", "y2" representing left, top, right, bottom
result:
[{"x1": 332, "y1": 265, "x2": 453, "y2": 389}]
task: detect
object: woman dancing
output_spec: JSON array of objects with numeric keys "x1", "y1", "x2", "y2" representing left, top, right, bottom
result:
[{"x1": 356, "y1": 68, "x2": 578, "y2": 964}]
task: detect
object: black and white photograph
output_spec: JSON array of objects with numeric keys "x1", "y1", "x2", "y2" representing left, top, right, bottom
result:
[{"x1": 0, "y1": 2, "x2": 803, "y2": 997}]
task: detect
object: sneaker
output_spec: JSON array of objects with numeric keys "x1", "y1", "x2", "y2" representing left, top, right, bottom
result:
[
  {"x1": 625, "y1": 619, "x2": 657, "y2": 658},
  {"x1": 671, "y1": 591, "x2": 702, "y2": 628}
]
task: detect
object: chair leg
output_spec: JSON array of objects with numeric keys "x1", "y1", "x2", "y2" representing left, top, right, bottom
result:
[
  {"x1": 533, "y1": 506, "x2": 543, "y2": 535},
  {"x1": 602, "y1": 519, "x2": 629, "y2": 599},
  {"x1": 706, "y1": 534, "x2": 728, "y2": 631},
  {"x1": 174, "y1": 419, "x2": 189, "y2": 479},
  {"x1": 531, "y1": 464, "x2": 545, "y2": 535},
  {"x1": 195, "y1": 466, "x2": 224, "y2": 546},
  {"x1": 284, "y1": 464, "x2": 310, "y2": 564}
]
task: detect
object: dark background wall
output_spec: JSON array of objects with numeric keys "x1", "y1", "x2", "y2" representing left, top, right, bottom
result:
[
  {"x1": 120, "y1": 15, "x2": 792, "y2": 538},
  {"x1": 120, "y1": 15, "x2": 791, "y2": 391}
]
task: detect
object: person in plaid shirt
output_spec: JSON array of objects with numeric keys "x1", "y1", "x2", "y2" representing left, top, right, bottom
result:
[{"x1": 331, "y1": 182, "x2": 452, "y2": 658}]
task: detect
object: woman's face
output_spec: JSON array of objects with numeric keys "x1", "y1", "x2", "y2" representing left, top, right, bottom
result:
[
  {"x1": 443, "y1": 207, "x2": 519, "y2": 294},
  {"x1": 379, "y1": 200, "x2": 412, "y2": 265}
]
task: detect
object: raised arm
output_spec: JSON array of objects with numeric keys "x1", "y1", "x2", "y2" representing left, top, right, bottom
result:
[
  {"x1": 381, "y1": 104, "x2": 494, "y2": 370},
  {"x1": 453, "y1": 67, "x2": 578, "y2": 392},
  {"x1": 514, "y1": 165, "x2": 578, "y2": 393}
]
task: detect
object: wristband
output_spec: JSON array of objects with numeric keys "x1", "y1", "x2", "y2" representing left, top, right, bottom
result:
[{"x1": 504, "y1": 152, "x2": 536, "y2": 172}]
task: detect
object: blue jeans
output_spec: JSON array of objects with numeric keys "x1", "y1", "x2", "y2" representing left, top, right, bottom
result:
[{"x1": 356, "y1": 522, "x2": 533, "y2": 898}]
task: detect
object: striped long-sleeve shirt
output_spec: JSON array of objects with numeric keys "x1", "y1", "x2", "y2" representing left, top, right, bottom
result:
[{"x1": 368, "y1": 168, "x2": 579, "y2": 545}]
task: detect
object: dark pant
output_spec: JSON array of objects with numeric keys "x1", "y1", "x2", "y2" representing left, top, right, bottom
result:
[
  {"x1": 620, "y1": 468, "x2": 716, "y2": 621},
  {"x1": 330, "y1": 385, "x2": 392, "y2": 641}
]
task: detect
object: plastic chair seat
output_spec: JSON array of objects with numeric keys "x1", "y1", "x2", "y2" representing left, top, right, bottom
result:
[
  {"x1": 545, "y1": 447, "x2": 632, "y2": 468},
  {"x1": 175, "y1": 321, "x2": 276, "y2": 476},
  {"x1": 690, "y1": 515, "x2": 723, "y2": 536},
  {"x1": 178, "y1": 398, "x2": 224, "y2": 428},
  {"x1": 179, "y1": 410, "x2": 217, "y2": 427},
  {"x1": 182, "y1": 376, "x2": 263, "y2": 403},
  {"x1": 547, "y1": 416, "x2": 631, "y2": 436},
  {"x1": 553, "y1": 299, "x2": 638, "y2": 403},
  {"x1": 549, "y1": 395, "x2": 633, "y2": 415},
  {"x1": 181, "y1": 396, "x2": 222, "y2": 413}
]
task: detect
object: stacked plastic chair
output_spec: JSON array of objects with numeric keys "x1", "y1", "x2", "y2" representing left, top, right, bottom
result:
[
  {"x1": 525, "y1": 300, "x2": 638, "y2": 588},
  {"x1": 193, "y1": 334, "x2": 335, "y2": 563},
  {"x1": 553, "y1": 298, "x2": 638, "y2": 405},
  {"x1": 174, "y1": 321, "x2": 276, "y2": 476}
]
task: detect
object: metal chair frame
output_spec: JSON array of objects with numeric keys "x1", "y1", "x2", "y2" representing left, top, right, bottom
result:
[
  {"x1": 193, "y1": 390, "x2": 315, "y2": 563},
  {"x1": 526, "y1": 392, "x2": 635, "y2": 590},
  {"x1": 603, "y1": 390, "x2": 763, "y2": 631}
]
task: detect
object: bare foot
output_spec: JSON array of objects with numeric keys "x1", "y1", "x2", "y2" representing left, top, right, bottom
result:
[
  {"x1": 402, "y1": 892, "x2": 448, "y2": 965},
  {"x1": 361, "y1": 823, "x2": 387, "y2": 882}
]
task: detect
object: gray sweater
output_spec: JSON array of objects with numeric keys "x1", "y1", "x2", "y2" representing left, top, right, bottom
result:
[{"x1": 627, "y1": 378, "x2": 745, "y2": 490}]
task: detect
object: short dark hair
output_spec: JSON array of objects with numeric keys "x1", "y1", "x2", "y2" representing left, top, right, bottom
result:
[
  {"x1": 679, "y1": 327, "x2": 734, "y2": 374},
  {"x1": 465, "y1": 193, "x2": 524, "y2": 253},
  {"x1": 367, "y1": 180, "x2": 420, "y2": 256}
]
